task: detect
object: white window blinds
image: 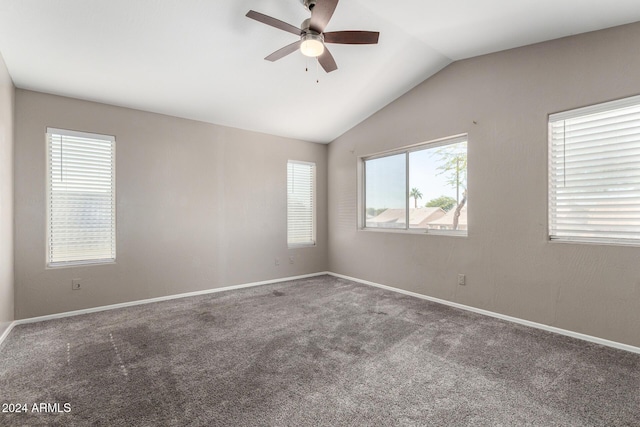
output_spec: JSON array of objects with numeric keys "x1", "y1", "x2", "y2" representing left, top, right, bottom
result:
[
  {"x1": 549, "y1": 95, "x2": 640, "y2": 245},
  {"x1": 47, "y1": 128, "x2": 116, "y2": 265},
  {"x1": 287, "y1": 161, "x2": 315, "y2": 247}
]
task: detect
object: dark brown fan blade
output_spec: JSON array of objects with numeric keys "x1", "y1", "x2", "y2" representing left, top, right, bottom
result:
[
  {"x1": 265, "y1": 41, "x2": 302, "y2": 62},
  {"x1": 309, "y1": 0, "x2": 339, "y2": 33},
  {"x1": 246, "y1": 10, "x2": 301, "y2": 36},
  {"x1": 318, "y1": 46, "x2": 338, "y2": 73},
  {"x1": 323, "y1": 31, "x2": 379, "y2": 45}
]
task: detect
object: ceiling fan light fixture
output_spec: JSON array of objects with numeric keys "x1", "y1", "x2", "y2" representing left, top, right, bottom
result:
[
  {"x1": 246, "y1": 0, "x2": 379, "y2": 73},
  {"x1": 300, "y1": 33, "x2": 324, "y2": 57}
]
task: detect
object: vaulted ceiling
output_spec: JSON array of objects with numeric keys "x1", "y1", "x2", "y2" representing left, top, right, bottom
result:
[{"x1": 1, "y1": 0, "x2": 639, "y2": 143}]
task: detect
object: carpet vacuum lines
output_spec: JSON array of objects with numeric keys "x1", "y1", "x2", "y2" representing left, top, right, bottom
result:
[{"x1": 0, "y1": 274, "x2": 638, "y2": 426}]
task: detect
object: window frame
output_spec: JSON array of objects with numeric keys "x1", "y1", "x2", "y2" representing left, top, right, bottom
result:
[
  {"x1": 548, "y1": 94, "x2": 640, "y2": 246},
  {"x1": 287, "y1": 160, "x2": 316, "y2": 248},
  {"x1": 358, "y1": 134, "x2": 468, "y2": 236},
  {"x1": 46, "y1": 127, "x2": 117, "y2": 268}
]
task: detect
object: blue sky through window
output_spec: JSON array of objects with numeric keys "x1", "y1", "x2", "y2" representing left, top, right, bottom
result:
[{"x1": 365, "y1": 145, "x2": 463, "y2": 210}]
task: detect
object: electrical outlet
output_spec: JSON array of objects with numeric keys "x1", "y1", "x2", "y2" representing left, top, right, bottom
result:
[
  {"x1": 72, "y1": 279, "x2": 82, "y2": 290},
  {"x1": 457, "y1": 274, "x2": 466, "y2": 286},
  {"x1": 274, "y1": 258, "x2": 280, "y2": 266},
  {"x1": 289, "y1": 256, "x2": 294, "y2": 264}
]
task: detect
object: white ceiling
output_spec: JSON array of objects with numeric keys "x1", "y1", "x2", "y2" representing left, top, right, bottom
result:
[{"x1": 1, "y1": 0, "x2": 639, "y2": 143}]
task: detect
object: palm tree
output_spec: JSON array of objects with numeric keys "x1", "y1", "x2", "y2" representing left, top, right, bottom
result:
[{"x1": 409, "y1": 187, "x2": 423, "y2": 208}]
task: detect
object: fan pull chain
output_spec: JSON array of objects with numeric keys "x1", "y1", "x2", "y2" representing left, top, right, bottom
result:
[{"x1": 316, "y1": 57, "x2": 319, "y2": 83}]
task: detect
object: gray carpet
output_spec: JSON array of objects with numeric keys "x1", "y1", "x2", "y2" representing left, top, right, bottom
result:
[{"x1": 1, "y1": 275, "x2": 639, "y2": 426}]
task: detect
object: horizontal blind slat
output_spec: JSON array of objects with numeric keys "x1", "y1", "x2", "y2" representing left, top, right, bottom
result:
[
  {"x1": 549, "y1": 96, "x2": 640, "y2": 244},
  {"x1": 47, "y1": 130, "x2": 116, "y2": 264},
  {"x1": 287, "y1": 161, "x2": 315, "y2": 245}
]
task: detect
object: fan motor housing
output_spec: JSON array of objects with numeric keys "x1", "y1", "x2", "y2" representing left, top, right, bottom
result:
[
  {"x1": 300, "y1": 0, "x2": 317, "y2": 11},
  {"x1": 301, "y1": 18, "x2": 312, "y2": 34}
]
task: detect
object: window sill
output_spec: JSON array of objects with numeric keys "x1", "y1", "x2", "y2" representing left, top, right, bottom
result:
[
  {"x1": 47, "y1": 259, "x2": 116, "y2": 269},
  {"x1": 548, "y1": 237, "x2": 639, "y2": 248},
  {"x1": 360, "y1": 228, "x2": 467, "y2": 237},
  {"x1": 288, "y1": 243, "x2": 316, "y2": 249}
]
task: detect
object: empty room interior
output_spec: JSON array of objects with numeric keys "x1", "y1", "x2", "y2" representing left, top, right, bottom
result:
[{"x1": 1, "y1": 0, "x2": 640, "y2": 425}]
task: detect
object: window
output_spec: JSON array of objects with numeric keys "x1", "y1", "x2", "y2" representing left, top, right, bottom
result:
[
  {"x1": 362, "y1": 135, "x2": 467, "y2": 235},
  {"x1": 46, "y1": 128, "x2": 116, "y2": 266},
  {"x1": 287, "y1": 160, "x2": 315, "y2": 247},
  {"x1": 549, "y1": 96, "x2": 640, "y2": 245}
]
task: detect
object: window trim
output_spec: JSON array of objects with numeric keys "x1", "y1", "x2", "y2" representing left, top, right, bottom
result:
[
  {"x1": 548, "y1": 94, "x2": 640, "y2": 123},
  {"x1": 287, "y1": 160, "x2": 316, "y2": 248},
  {"x1": 358, "y1": 134, "x2": 468, "y2": 236},
  {"x1": 548, "y1": 94, "x2": 640, "y2": 246},
  {"x1": 46, "y1": 127, "x2": 117, "y2": 268}
]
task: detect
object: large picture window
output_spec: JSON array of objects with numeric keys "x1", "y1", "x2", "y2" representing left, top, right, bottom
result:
[
  {"x1": 287, "y1": 160, "x2": 316, "y2": 247},
  {"x1": 549, "y1": 95, "x2": 640, "y2": 245},
  {"x1": 362, "y1": 135, "x2": 468, "y2": 235},
  {"x1": 46, "y1": 128, "x2": 116, "y2": 266}
]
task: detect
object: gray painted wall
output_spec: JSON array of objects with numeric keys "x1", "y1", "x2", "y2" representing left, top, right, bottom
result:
[
  {"x1": 0, "y1": 51, "x2": 14, "y2": 336},
  {"x1": 328, "y1": 22, "x2": 640, "y2": 347},
  {"x1": 14, "y1": 90, "x2": 327, "y2": 319}
]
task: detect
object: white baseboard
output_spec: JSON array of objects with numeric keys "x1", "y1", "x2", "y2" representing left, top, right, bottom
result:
[
  {"x1": 11, "y1": 272, "x2": 329, "y2": 328},
  {"x1": 328, "y1": 272, "x2": 640, "y2": 355},
  {"x1": 4, "y1": 270, "x2": 639, "y2": 356},
  {"x1": 0, "y1": 321, "x2": 16, "y2": 348}
]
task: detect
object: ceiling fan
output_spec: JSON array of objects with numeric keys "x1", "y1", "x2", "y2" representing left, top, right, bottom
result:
[{"x1": 246, "y1": 0, "x2": 379, "y2": 73}]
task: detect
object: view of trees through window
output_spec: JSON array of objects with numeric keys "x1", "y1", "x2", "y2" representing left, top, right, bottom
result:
[{"x1": 364, "y1": 138, "x2": 467, "y2": 232}]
